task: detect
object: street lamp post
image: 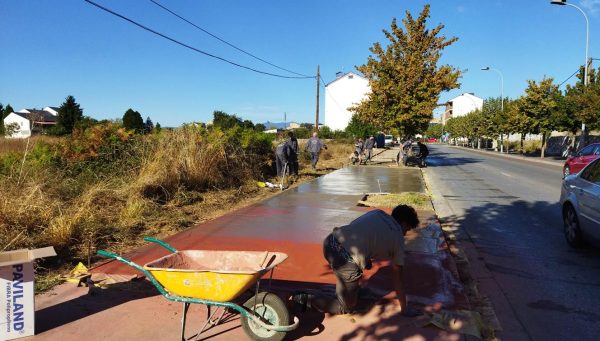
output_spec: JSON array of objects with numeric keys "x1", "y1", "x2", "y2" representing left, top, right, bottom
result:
[
  {"x1": 551, "y1": 0, "x2": 589, "y2": 149},
  {"x1": 481, "y1": 66, "x2": 505, "y2": 153}
]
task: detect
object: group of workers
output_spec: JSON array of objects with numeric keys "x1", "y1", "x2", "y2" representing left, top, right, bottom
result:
[
  {"x1": 275, "y1": 131, "x2": 326, "y2": 178},
  {"x1": 351, "y1": 136, "x2": 377, "y2": 165}
]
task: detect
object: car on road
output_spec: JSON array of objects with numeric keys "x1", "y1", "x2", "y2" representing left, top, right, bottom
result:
[
  {"x1": 560, "y1": 158, "x2": 600, "y2": 248},
  {"x1": 563, "y1": 142, "x2": 600, "y2": 177},
  {"x1": 384, "y1": 135, "x2": 394, "y2": 147}
]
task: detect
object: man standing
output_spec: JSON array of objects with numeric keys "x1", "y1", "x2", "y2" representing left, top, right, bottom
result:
[
  {"x1": 293, "y1": 205, "x2": 422, "y2": 316},
  {"x1": 364, "y1": 136, "x2": 376, "y2": 163},
  {"x1": 305, "y1": 132, "x2": 326, "y2": 171},
  {"x1": 275, "y1": 138, "x2": 291, "y2": 177},
  {"x1": 288, "y1": 131, "x2": 299, "y2": 176}
]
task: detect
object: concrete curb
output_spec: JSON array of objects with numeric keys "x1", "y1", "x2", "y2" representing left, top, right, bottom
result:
[{"x1": 447, "y1": 145, "x2": 564, "y2": 168}]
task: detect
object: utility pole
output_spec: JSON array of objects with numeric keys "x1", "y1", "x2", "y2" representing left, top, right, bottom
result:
[{"x1": 315, "y1": 65, "x2": 320, "y2": 132}]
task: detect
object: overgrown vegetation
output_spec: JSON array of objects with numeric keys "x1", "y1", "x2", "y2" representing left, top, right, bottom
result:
[{"x1": 0, "y1": 116, "x2": 353, "y2": 284}]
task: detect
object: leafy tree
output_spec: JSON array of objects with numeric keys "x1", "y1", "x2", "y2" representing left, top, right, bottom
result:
[
  {"x1": 122, "y1": 108, "x2": 144, "y2": 132},
  {"x1": 516, "y1": 77, "x2": 561, "y2": 157},
  {"x1": 319, "y1": 126, "x2": 333, "y2": 139},
  {"x1": 293, "y1": 127, "x2": 311, "y2": 139},
  {"x1": 425, "y1": 123, "x2": 443, "y2": 140},
  {"x1": 3, "y1": 104, "x2": 14, "y2": 119},
  {"x1": 300, "y1": 123, "x2": 314, "y2": 130},
  {"x1": 242, "y1": 119, "x2": 255, "y2": 130},
  {"x1": 345, "y1": 114, "x2": 377, "y2": 138},
  {"x1": 155, "y1": 122, "x2": 162, "y2": 133},
  {"x1": 352, "y1": 5, "x2": 461, "y2": 137},
  {"x1": 213, "y1": 110, "x2": 243, "y2": 129},
  {"x1": 254, "y1": 123, "x2": 266, "y2": 132},
  {"x1": 144, "y1": 116, "x2": 154, "y2": 134},
  {"x1": 57, "y1": 95, "x2": 83, "y2": 134}
]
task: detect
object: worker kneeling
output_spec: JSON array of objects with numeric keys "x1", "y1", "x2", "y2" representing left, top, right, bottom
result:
[{"x1": 293, "y1": 205, "x2": 422, "y2": 317}]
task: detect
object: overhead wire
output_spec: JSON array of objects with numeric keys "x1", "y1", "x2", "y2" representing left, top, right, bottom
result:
[
  {"x1": 559, "y1": 68, "x2": 581, "y2": 88},
  {"x1": 83, "y1": 0, "x2": 315, "y2": 79},
  {"x1": 148, "y1": 0, "x2": 312, "y2": 78}
]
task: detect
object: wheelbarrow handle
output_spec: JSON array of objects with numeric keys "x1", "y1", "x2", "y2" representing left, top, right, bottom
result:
[{"x1": 143, "y1": 236, "x2": 177, "y2": 253}]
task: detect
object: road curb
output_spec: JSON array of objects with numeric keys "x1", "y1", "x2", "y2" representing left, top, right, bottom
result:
[{"x1": 421, "y1": 168, "x2": 503, "y2": 341}]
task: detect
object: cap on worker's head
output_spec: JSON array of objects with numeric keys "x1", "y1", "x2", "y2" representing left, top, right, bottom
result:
[
  {"x1": 312, "y1": 132, "x2": 318, "y2": 137},
  {"x1": 288, "y1": 131, "x2": 294, "y2": 138}
]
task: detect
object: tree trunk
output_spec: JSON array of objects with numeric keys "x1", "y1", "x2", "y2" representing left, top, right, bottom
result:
[
  {"x1": 541, "y1": 132, "x2": 546, "y2": 159},
  {"x1": 520, "y1": 134, "x2": 525, "y2": 154}
]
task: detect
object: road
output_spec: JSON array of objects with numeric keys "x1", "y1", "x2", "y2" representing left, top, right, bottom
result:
[{"x1": 425, "y1": 144, "x2": 600, "y2": 341}]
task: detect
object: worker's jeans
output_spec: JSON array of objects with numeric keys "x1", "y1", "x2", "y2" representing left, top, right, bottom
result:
[
  {"x1": 311, "y1": 234, "x2": 362, "y2": 314},
  {"x1": 365, "y1": 148, "x2": 373, "y2": 162},
  {"x1": 310, "y1": 152, "x2": 319, "y2": 169}
]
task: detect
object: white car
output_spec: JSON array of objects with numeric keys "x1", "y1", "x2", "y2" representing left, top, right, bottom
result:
[
  {"x1": 384, "y1": 135, "x2": 394, "y2": 147},
  {"x1": 560, "y1": 158, "x2": 600, "y2": 247}
]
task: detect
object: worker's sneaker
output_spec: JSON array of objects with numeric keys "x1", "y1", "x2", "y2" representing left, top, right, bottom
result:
[{"x1": 292, "y1": 291, "x2": 310, "y2": 312}]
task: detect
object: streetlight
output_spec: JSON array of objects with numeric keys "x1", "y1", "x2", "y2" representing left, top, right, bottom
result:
[
  {"x1": 481, "y1": 66, "x2": 505, "y2": 153},
  {"x1": 551, "y1": 0, "x2": 589, "y2": 149}
]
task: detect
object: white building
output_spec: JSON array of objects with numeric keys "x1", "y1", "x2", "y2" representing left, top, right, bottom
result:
[
  {"x1": 442, "y1": 93, "x2": 483, "y2": 124},
  {"x1": 3, "y1": 107, "x2": 58, "y2": 138},
  {"x1": 324, "y1": 72, "x2": 370, "y2": 131}
]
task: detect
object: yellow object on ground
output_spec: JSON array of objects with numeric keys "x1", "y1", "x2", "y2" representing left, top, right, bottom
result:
[
  {"x1": 65, "y1": 262, "x2": 90, "y2": 284},
  {"x1": 143, "y1": 250, "x2": 287, "y2": 302}
]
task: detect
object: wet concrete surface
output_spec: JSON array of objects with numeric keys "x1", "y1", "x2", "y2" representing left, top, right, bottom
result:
[{"x1": 32, "y1": 165, "x2": 468, "y2": 341}]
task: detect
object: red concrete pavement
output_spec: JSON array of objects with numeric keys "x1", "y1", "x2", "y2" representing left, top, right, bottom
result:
[{"x1": 29, "y1": 166, "x2": 469, "y2": 340}]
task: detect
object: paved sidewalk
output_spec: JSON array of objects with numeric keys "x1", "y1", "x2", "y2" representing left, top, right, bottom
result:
[{"x1": 30, "y1": 166, "x2": 470, "y2": 341}]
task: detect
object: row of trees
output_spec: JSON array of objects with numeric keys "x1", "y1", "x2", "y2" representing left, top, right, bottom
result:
[
  {"x1": 1, "y1": 96, "x2": 163, "y2": 136},
  {"x1": 430, "y1": 67, "x2": 600, "y2": 157}
]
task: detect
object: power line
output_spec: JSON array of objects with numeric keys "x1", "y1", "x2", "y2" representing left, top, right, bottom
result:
[
  {"x1": 148, "y1": 0, "x2": 312, "y2": 78},
  {"x1": 559, "y1": 68, "x2": 580, "y2": 88},
  {"x1": 83, "y1": 0, "x2": 315, "y2": 79}
]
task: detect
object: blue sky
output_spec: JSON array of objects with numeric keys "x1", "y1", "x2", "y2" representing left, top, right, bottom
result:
[{"x1": 2, "y1": 0, "x2": 600, "y2": 127}]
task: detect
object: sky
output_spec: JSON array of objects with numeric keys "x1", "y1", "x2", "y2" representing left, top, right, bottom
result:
[{"x1": 2, "y1": 0, "x2": 600, "y2": 127}]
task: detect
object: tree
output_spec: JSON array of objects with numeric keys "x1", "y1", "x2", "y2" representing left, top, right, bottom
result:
[
  {"x1": 144, "y1": 116, "x2": 154, "y2": 134},
  {"x1": 345, "y1": 114, "x2": 378, "y2": 138},
  {"x1": 155, "y1": 122, "x2": 162, "y2": 133},
  {"x1": 425, "y1": 123, "x2": 443, "y2": 140},
  {"x1": 254, "y1": 123, "x2": 266, "y2": 132},
  {"x1": 212, "y1": 110, "x2": 243, "y2": 129},
  {"x1": 57, "y1": 95, "x2": 83, "y2": 134},
  {"x1": 242, "y1": 119, "x2": 255, "y2": 130},
  {"x1": 122, "y1": 108, "x2": 144, "y2": 132},
  {"x1": 3, "y1": 104, "x2": 14, "y2": 119},
  {"x1": 352, "y1": 5, "x2": 461, "y2": 137},
  {"x1": 516, "y1": 77, "x2": 561, "y2": 157}
]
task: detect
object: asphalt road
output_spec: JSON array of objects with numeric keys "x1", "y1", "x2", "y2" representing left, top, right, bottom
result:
[{"x1": 424, "y1": 144, "x2": 600, "y2": 341}]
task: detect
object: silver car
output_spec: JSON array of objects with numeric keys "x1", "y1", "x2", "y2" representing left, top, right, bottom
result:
[{"x1": 560, "y1": 158, "x2": 600, "y2": 247}]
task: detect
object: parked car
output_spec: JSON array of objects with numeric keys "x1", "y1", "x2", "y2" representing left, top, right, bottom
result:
[
  {"x1": 560, "y1": 158, "x2": 600, "y2": 248},
  {"x1": 384, "y1": 135, "x2": 394, "y2": 147},
  {"x1": 426, "y1": 137, "x2": 438, "y2": 143},
  {"x1": 563, "y1": 142, "x2": 600, "y2": 177}
]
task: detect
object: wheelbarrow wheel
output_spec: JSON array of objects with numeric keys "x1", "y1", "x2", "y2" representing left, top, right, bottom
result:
[{"x1": 241, "y1": 292, "x2": 289, "y2": 341}]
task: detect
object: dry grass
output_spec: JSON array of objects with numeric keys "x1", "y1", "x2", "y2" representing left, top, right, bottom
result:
[
  {"x1": 358, "y1": 192, "x2": 433, "y2": 210},
  {"x1": 0, "y1": 130, "x2": 352, "y2": 292},
  {"x1": 0, "y1": 136, "x2": 57, "y2": 155}
]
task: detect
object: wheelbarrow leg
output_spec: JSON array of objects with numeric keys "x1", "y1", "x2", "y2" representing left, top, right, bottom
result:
[
  {"x1": 181, "y1": 302, "x2": 191, "y2": 341},
  {"x1": 192, "y1": 305, "x2": 225, "y2": 341}
]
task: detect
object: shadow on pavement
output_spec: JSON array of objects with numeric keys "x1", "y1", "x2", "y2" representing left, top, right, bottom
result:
[{"x1": 36, "y1": 279, "x2": 159, "y2": 333}]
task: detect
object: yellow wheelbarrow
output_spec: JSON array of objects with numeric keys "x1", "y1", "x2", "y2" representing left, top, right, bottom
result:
[{"x1": 97, "y1": 237, "x2": 299, "y2": 341}]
